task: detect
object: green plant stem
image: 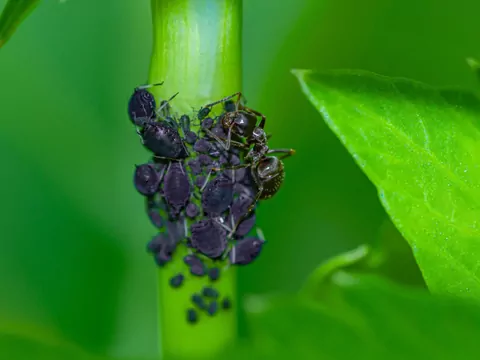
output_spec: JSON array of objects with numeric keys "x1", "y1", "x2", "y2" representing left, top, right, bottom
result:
[{"x1": 148, "y1": 0, "x2": 242, "y2": 359}]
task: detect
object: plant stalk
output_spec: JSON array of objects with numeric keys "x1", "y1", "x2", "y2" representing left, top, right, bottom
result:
[{"x1": 148, "y1": 0, "x2": 242, "y2": 359}]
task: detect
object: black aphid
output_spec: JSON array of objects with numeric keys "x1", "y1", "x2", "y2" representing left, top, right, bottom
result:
[
  {"x1": 147, "y1": 233, "x2": 167, "y2": 253},
  {"x1": 169, "y1": 274, "x2": 184, "y2": 288},
  {"x1": 233, "y1": 213, "x2": 256, "y2": 238},
  {"x1": 229, "y1": 237, "x2": 265, "y2": 266},
  {"x1": 134, "y1": 163, "x2": 164, "y2": 196},
  {"x1": 145, "y1": 197, "x2": 165, "y2": 229},
  {"x1": 128, "y1": 82, "x2": 162, "y2": 126},
  {"x1": 163, "y1": 162, "x2": 191, "y2": 214},
  {"x1": 201, "y1": 175, "x2": 234, "y2": 216},
  {"x1": 190, "y1": 219, "x2": 227, "y2": 259},
  {"x1": 195, "y1": 175, "x2": 206, "y2": 188},
  {"x1": 198, "y1": 154, "x2": 213, "y2": 166},
  {"x1": 141, "y1": 121, "x2": 190, "y2": 160},
  {"x1": 187, "y1": 159, "x2": 202, "y2": 175},
  {"x1": 208, "y1": 267, "x2": 220, "y2": 281},
  {"x1": 221, "y1": 297, "x2": 232, "y2": 310},
  {"x1": 224, "y1": 100, "x2": 236, "y2": 113},
  {"x1": 202, "y1": 286, "x2": 219, "y2": 299},
  {"x1": 184, "y1": 254, "x2": 206, "y2": 276},
  {"x1": 191, "y1": 293, "x2": 207, "y2": 310},
  {"x1": 206, "y1": 301, "x2": 218, "y2": 316},
  {"x1": 194, "y1": 138, "x2": 211, "y2": 153},
  {"x1": 185, "y1": 203, "x2": 199, "y2": 218},
  {"x1": 187, "y1": 308, "x2": 198, "y2": 324}
]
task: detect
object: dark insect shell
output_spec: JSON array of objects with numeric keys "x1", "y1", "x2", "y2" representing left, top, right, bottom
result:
[
  {"x1": 190, "y1": 219, "x2": 227, "y2": 259},
  {"x1": 163, "y1": 162, "x2": 191, "y2": 213},
  {"x1": 128, "y1": 89, "x2": 156, "y2": 126},
  {"x1": 134, "y1": 164, "x2": 162, "y2": 196},
  {"x1": 141, "y1": 122, "x2": 189, "y2": 159},
  {"x1": 229, "y1": 237, "x2": 264, "y2": 265},
  {"x1": 255, "y1": 157, "x2": 285, "y2": 200},
  {"x1": 201, "y1": 175, "x2": 234, "y2": 216}
]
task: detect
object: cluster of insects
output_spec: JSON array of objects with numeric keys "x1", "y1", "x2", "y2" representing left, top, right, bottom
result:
[{"x1": 128, "y1": 82, "x2": 294, "y2": 324}]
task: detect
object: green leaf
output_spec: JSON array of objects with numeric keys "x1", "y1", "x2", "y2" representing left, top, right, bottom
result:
[
  {"x1": 239, "y1": 274, "x2": 480, "y2": 360},
  {"x1": 0, "y1": 0, "x2": 40, "y2": 49},
  {"x1": 293, "y1": 69, "x2": 480, "y2": 300}
]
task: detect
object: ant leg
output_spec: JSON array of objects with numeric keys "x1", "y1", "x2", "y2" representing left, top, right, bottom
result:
[
  {"x1": 241, "y1": 106, "x2": 267, "y2": 128},
  {"x1": 267, "y1": 148, "x2": 295, "y2": 160},
  {"x1": 229, "y1": 186, "x2": 263, "y2": 238},
  {"x1": 202, "y1": 92, "x2": 242, "y2": 109},
  {"x1": 135, "y1": 82, "x2": 164, "y2": 91},
  {"x1": 212, "y1": 163, "x2": 250, "y2": 172},
  {"x1": 204, "y1": 128, "x2": 228, "y2": 150}
]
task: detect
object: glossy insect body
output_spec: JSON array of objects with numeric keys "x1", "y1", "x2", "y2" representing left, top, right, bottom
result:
[
  {"x1": 201, "y1": 175, "x2": 234, "y2": 216},
  {"x1": 133, "y1": 163, "x2": 165, "y2": 196},
  {"x1": 229, "y1": 236, "x2": 265, "y2": 265},
  {"x1": 190, "y1": 219, "x2": 227, "y2": 259},
  {"x1": 254, "y1": 156, "x2": 285, "y2": 200},
  {"x1": 141, "y1": 122, "x2": 189, "y2": 160},
  {"x1": 128, "y1": 83, "x2": 163, "y2": 126},
  {"x1": 163, "y1": 162, "x2": 191, "y2": 214}
]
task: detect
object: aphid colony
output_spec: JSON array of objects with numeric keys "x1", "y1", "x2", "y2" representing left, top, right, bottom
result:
[{"x1": 128, "y1": 82, "x2": 294, "y2": 323}]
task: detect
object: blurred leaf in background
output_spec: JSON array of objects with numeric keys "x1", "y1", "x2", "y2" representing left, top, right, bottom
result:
[
  {"x1": 0, "y1": 0, "x2": 39, "y2": 48},
  {"x1": 294, "y1": 68, "x2": 480, "y2": 300}
]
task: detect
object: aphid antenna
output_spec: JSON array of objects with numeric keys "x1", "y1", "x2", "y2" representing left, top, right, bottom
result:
[
  {"x1": 155, "y1": 91, "x2": 180, "y2": 118},
  {"x1": 135, "y1": 81, "x2": 164, "y2": 91},
  {"x1": 256, "y1": 227, "x2": 267, "y2": 243}
]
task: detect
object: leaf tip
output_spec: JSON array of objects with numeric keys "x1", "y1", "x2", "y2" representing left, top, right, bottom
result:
[
  {"x1": 466, "y1": 57, "x2": 480, "y2": 70},
  {"x1": 291, "y1": 68, "x2": 311, "y2": 82}
]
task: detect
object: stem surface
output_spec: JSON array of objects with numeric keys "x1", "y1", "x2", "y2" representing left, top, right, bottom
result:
[{"x1": 148, "y1": 1, "x2": 242, "y2": 359}]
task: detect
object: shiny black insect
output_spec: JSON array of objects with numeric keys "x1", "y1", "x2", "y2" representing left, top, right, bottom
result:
[
  {"x1": 229, "y1": 236, "x2": 265, "y2": 266},
  {"x1": 221, "y1": 297, "x2": 232, "y2": 310},
  {"x1": 190, "y1": 219, "x2": 227, "y2": 259},
  {"x1": 187, "y1": 308, "x2": 198, "y2": 324},
  {"x1": 202, "y1": 286, "x2": 219, "y2": 299},
  {"x1": 169, "y1": 274, "x2": 184, "y2": 288},
  {"x1": 128, "y1": 82, "x2": 163, "y2": 126},
  {"x1": 131, "y1": 90, "x2": 190, "y2": 161},
  {"x1": 184, "y1": 254, "x2": 206, "y2": 276},
  {"x1": 145, "y1": 196, "x2": 165, "y2": 229},
  {"x1": 206, "y1": 301, "x2": 218, "y2": 316},
  {"x1": 213, "y1": 142, "x2": 294, "y2": 233},
  {"x1": 208, "y1": 267, "x2": 220, "y2": 281},
  {"x1": 147, "y1": 233, "x2": 177, "y2": 266},
  {"x1": 163, "y1": 162, "x2": 191, "y2": 215},
  {"x1": 201, "y1": 174, "x2": 234, "y2": 216},
  {"x1": 197, "y1": 92, "x2": 267, "y2": 150},
  {"x1": 134, "y1": 163, "x2": 165, "y2": 196}
]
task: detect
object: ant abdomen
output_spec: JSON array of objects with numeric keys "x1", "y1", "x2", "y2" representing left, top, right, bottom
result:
[{"x1": 256, "y1": 157, "x2": 285, "y2": 199}]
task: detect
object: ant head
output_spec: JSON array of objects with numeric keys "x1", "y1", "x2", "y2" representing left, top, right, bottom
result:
[{"x1": 256, "y1": 156, "x2": 282, "y2": 181}]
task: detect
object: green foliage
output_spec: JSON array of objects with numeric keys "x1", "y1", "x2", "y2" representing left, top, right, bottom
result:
[
  {"x1": 294, "y1": 69, "x2": 480, "y2": 300},
  {"x1": 0, "y1": 0, "x2": 39, "y2": 49}
]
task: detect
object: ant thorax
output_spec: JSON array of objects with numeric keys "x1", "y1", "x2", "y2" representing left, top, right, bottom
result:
[{"x1": 246, "y1": 143, "x2": 269, "y2": 163}]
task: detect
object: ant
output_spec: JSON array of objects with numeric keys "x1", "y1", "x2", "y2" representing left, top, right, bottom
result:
[
  {"x1": 198, "y1": 92, "x2": 271, "y2": 151},
  {"x1": 212, "y1": 132, "x2": 295, "y2": 237}
]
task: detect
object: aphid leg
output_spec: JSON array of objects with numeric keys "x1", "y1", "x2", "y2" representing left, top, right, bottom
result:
[
  {"x1": 200, "y1": 169, "x2": 213, "y2": 191},
  {"x1": 267, "y1": 148, "x2": 295, "y2": 160},
  {"x1": 202, "y1": 92, "x2": 242, "y2": 110},
  {"x1": 135, "y1": 127, "x2": 145, "y2": 144},
  {"x1": 256, "y1": 227, "x2": 266, "y2": 243},
  {"x1": 135, "y1": 82, "x2": 164, "y2": 91}
]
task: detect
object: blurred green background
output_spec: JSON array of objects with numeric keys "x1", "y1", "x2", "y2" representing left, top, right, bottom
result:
[{"x1": 0, "y1": 0, "x2": 479, "y2": 358}]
